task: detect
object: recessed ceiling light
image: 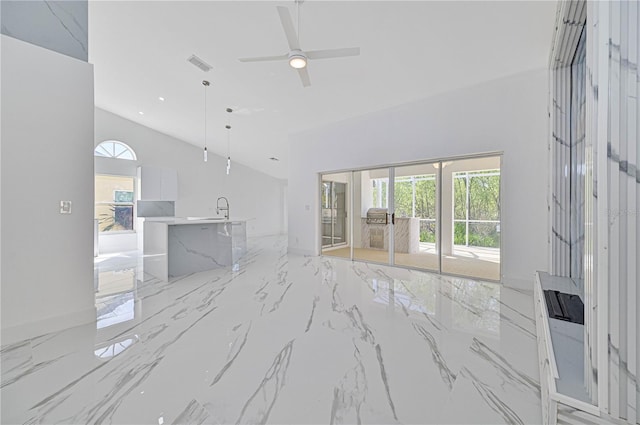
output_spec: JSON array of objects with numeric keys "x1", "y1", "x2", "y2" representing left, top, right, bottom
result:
[
  {"x1": 269, "y1": 157, "x2": 279, "y2": 161},
  {"x1": 138, "y1": 111, "x2": 144, "y2": 115},
  {"x1": 158, "y1": 96, "x2": 165, "y2": 102}
]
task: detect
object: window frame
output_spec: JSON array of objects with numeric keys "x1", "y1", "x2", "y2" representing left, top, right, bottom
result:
[
  {"x1": 95, "y1": 174, "x2": 136, "y2": 234},
  {"x1": 94, "y1": 140, "x2": 137, "y2": 161}
]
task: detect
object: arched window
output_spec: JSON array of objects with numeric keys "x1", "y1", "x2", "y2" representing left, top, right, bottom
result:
[{"x1": 94, "y1": 140, "x2": 137, "y2": 160}]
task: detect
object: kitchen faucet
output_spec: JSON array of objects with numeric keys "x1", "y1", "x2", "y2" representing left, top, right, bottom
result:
[{"x1": 216, "y1": 197, "x2": 230, "y2": 220}]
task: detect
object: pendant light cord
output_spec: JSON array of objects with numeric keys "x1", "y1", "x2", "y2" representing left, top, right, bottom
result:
[
  {"x1": 296, "y1": 0, "x2": 300, "y2": 45},
  {"x1": 202, "y1": 80, "x2": 210, "y2": 162}
]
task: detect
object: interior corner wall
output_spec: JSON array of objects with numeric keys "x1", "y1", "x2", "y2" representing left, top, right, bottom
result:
[
  {"x1": 94, "y1": 108, "x2": 286, "y2": 239},
  {"x1": 288, "y1": 68, "x2": 549, "y2": 289},
  {"x1": 1, "y1": 35, "x2": 95, "y2": 342}
]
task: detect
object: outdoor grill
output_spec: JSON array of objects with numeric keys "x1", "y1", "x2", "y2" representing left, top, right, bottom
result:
[{"x1": 366, "y1": 208, "x2": 388, "y2": 225}]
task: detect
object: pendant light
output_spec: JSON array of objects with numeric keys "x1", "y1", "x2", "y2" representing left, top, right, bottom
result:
[
  {"x1": 225, "y1": 107, "x2": 233, "y2": 175},
  {"x1": 202, "y1": 80, "x2": 210, "y2": 162}
]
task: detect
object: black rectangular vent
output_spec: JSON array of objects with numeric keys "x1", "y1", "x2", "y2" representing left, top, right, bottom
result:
[{"x1": 543, "y1": 290, "x2": 584, "y2": 325}]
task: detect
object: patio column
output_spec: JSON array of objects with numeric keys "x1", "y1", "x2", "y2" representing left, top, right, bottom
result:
[{"x1": 440, "y1": 168, "x2": 454, "y2": 256}]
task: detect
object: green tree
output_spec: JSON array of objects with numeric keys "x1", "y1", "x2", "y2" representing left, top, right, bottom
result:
[
  {"x1": 415, "y1": 178, "x2": 436, "y2": 219},
  {"x1": 453, "y1": 170, "x2": 500, "y2": 248},
  {"x1": 394, "y1": 179, "x2": 413, "y2": 217}
]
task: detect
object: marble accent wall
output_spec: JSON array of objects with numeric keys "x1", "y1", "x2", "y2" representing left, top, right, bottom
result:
[
  {"x1": 0, "y1": 1, "x2": 88, "y2": 61},
  {"x1": 584, "y1": 0, "x2": 599, "y2": 403},
  {"x1": 551, "y1": 64, "x2": 573, "y2": 278},
  {"x1": 550, "y1": 0, "x2": 586, "y2": 282},
  {"x1": 602, "y1": 1, "x2": 639, "y2": 420},
  {"x1": 570, "y1": 32, "x2": 587, "y2": 281},
  {"x1": 549, "y1": 0, "x2": 599, "y2": 410},
  {"x1": 584, "y1": 1, "x2": 640, "y2": 421}
]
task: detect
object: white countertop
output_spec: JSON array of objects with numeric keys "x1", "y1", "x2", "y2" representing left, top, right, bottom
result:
[{"x1": 143, "y1": 217, "x2": 246, "y2": 225}]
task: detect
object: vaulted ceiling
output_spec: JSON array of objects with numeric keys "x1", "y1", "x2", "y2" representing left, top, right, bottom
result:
[{"x1": 89, "y1": 1, "x2": 557, "y2": 179}]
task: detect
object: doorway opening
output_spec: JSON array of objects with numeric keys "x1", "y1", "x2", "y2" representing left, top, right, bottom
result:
[{"x1": 321, "y1": 174, "x2": 348, "y2": 250}]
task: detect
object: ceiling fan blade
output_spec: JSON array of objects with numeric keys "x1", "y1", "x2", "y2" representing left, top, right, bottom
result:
[
  {"x1": 277, "y1": 6, "x2": 301, "y2": 51},
  {"x1": 230, "y1": 106, "x2": 264, "y2": 116},
  {"x1": 306, "y1": 47, "x2": 361, "y2": 60},
  {"x1": 297, "y1": 67, "x2": 311, "y2": 88},
  {"x1": 239, "y1": 54, "x2": 288, "y2": 63}
]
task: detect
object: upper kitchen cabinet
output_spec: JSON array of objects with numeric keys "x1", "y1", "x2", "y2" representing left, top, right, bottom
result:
[{"x1": 138, "y1": 166, "x2": 178, "y2": 201}]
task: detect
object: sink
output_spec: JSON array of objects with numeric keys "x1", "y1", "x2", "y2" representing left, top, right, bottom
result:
[{"x1": 185, "y1": 217, "x2": 226, "y2": 221}]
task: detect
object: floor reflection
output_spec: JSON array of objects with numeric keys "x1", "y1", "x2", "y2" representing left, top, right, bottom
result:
[
  {"x1": 94, "y1": 251, "x2": 142, "y2": 329},
  {"x1": 96, "y1": 292, "x2": 136, "y2": 329},
  {"x1": 94, "y1": 335, "x2": 138, "y2": 359},
  {"x1": 369, "y1": 273, "x2": 500, "y2": 336}
]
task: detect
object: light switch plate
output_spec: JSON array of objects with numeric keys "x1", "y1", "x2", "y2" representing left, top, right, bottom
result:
[{"x1": 60, "y1": 201, "x2": 72, "y2": 214}]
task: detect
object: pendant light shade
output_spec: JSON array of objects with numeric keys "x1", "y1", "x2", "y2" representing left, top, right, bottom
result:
[
  {"x1": 202, "y1": 80, "x2": 210, "y2": 162},
  {"x1": 226, "y1": 108, "x2": 233, "y2": 175}
]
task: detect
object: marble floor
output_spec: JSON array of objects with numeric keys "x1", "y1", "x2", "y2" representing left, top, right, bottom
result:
[
  {"x1": 1, "y1": 235, "x2": 541, "y2": 424},
  {"x1": 324, "y1": 245, "x2": 500, "y2": 281}
]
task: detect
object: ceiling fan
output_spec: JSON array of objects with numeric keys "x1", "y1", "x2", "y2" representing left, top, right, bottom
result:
[{"x1": 238, "y1": 1, "x2": 360, "y2": 87}]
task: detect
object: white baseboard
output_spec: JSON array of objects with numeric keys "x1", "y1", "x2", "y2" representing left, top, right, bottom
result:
[
  {"x1": 501, "y1": 274, "x2": 536, "y2": 292},
  {"x1": 1, "y1": 306, "x2": 97, "y2": 346},
  {"x1": 247, "y1": 231, "x2": 282, "y2": 238},
  {"x1": 287, "y1": 247, "x2": 316, "y2": 256}
]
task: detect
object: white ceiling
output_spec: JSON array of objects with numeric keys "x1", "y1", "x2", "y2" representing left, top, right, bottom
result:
[{"x1": 89, "y1": 1, "x2": 557, "y2": 180}]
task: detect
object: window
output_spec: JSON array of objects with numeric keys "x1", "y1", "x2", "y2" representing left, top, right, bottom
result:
[
  {"x1": 372, "y1": 178, "x2": 388, "y2": 208},
  {"x1": 95, "y1": 175, "x2": 135, "y2": 232},
  {"x1": 453, "y1": 169, "x2": 500, "y2": 248},
  {"x1": 94, "y1": 140, "x2": 137, "y2": 160}
]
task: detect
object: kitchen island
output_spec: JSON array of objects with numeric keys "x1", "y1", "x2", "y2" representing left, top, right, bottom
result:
[{"x1": 143, "y1": 218, "x2": 247, "y2": 281}]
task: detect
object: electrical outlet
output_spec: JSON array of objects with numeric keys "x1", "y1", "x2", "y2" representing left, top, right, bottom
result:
[{"x1": 60, "y1": 201, "x2": 72, "y2": 214}]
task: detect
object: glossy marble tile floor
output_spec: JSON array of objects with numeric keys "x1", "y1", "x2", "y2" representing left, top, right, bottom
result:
[{"x1": 1, "y1": 236, "x2": 541, "y2": 424}]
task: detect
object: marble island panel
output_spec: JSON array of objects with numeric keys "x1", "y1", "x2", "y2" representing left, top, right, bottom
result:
[{"x1": 144, "y1": 219, "x2": 247, "y2": 281}]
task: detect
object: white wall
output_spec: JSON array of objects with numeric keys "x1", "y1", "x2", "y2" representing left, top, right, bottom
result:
[
  {"x1": 1, "y1": 35, "x2": 96, "y2": 342},
  {"x1": 288, "y1": 69, "x2": 548, "y2": 289},
  {"x1": 95, "y1": 108, "x2": 286, "y2": 248}
]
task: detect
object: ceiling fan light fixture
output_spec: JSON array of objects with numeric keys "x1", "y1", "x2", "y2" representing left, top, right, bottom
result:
[{"x1": 288, "y1": 51, "x2": 307, "y2": 69}]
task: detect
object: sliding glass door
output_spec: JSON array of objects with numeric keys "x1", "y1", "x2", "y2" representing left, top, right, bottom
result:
[
  {"x1": 392, "y1": 163, "x2": 440, "y2": 272},
  {"x1": 321, "y1": 174, "x2": 349, "y2": 253},
  {"x1": 441, "y1": 157, "x2": 501, "y2": 280},
  {"x1": 320, "y1": 155, "x2": 501, "y2": 281},
  {"x1": 352, "y1": 167, "x2": 390, "y2": 264}
]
